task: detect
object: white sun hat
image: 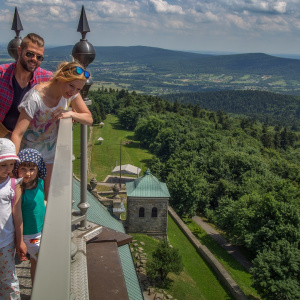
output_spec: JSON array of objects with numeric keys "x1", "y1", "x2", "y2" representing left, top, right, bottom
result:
[{"x1": 0, "y1": 138, "x2": 20, "y2": 163}]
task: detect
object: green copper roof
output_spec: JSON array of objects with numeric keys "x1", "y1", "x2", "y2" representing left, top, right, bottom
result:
[
  {"x1": 72, "y1": 178, "x2": 143, "y2": 300},
  {"x1": 126, "y1": 169, "x2": 170, "y2": 198}
]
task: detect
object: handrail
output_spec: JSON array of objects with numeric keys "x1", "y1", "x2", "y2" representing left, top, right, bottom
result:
[{"x1": 31, "y1": 118, "x2": 73, "y2": 300}]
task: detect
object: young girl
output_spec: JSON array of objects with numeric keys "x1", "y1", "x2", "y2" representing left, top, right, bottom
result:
[
  {"x1": 0, "y1": 138, "x2": 26, "y2": 300},
  {"x1": 14, "y1": 148, "x2": 47, "y2": 284},
  {"x1": 11, "y1": 61, "x2": 93, "y2": 200}
]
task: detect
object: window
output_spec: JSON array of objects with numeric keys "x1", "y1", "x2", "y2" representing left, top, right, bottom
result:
[
  {"x1": 139, "y1": 207, "x2": 145, "y2": 217},
  {"x1": 152, "y1": 207, "x2": 157, "y2": 217}
]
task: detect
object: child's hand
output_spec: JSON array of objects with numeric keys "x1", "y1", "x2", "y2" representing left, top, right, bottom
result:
[{"x1": 17, "y1": 241, "x2": 28, "y2": 261}]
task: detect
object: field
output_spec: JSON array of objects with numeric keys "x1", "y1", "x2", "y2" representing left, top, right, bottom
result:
[
  {"x1": 88, "y1": 64, "x2": 300, "y2": 95},
  {"x1": 72, "y1": 114, "x2": 153, "y2": 182},
  {"x1": 132, "y1": 216, "x2": 234, "y2": 300},
  {"x1": 184, "y1": 218, "x2": 259, "y2": 299}
]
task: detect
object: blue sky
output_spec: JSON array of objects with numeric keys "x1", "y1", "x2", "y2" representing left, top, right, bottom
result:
[{"x1": 0, "y1": 0, "x2": 300, "y2": 54}]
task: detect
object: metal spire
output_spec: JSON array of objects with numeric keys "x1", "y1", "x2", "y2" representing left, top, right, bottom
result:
[
  {"x1": 77, "y1": 5, "x2": 90, "y2": 40},
  {"x1": 11, "y1": 6, "x2": 23, "y2": 36},
  {"x1": 7, "y1": 7, "x2": 23, "y2": 60}
]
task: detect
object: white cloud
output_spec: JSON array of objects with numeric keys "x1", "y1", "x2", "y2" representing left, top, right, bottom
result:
[
  {"x1": 0, "y1": 0, "x2": 300, "y2": 54},
  {"x1": 234, "y1": 0, "x2": 287, "y2": 14},
  {"x1": 49, "y1": 6, "x2": 61, "y2": 17},
  {"x1": 149, "y1": 0, "x2": 184, "y2": 15},
  {"x1": 272, "y1": 2, "x2": 286, "y2": 14}
]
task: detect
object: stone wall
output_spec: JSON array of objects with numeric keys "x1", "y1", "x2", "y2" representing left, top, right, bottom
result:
[
  {"x1": 127, "y1": 197, "x2": 168, "y2": 238},
  {"x1": 168, "y1": 206, "x2": 248, "y2": 300}
]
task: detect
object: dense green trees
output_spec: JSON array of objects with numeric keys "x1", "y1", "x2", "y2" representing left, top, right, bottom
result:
[
  {"x1": 251, "y1": 240, "x2": 300, "y2": 300},
  {"x1": 162, "y1": 90, "x2": 300, "y2": 129},
  {"x1": 146, "y1": 239, "x2": 183, "y2": 284},
  {"x1": 88, "y1": 88, "x2": 300, "y2": 299}
]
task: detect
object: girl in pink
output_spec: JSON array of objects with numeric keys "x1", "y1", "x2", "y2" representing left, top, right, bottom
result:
[{"x1": 0, "y1": 138, "x2": 27, "y2": 300}]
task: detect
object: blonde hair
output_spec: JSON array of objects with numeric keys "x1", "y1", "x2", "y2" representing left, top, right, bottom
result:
[{"x1": 50, "y1": 61, "x2": 89, "y2": 84}]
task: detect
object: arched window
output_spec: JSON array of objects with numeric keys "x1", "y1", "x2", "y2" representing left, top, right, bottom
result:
[
  {"x1": 139, "y1": 207, "x2": 145, "y2": 217},
  {"x1": 152, "y1": 207, "x2": 157, "y2": 218}
]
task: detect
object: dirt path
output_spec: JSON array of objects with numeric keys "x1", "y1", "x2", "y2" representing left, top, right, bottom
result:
[{"x1": 192, "y1": 216, "x2": 253, "y2": 271}]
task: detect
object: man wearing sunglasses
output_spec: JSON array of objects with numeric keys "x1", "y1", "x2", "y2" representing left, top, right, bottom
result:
[{"x1": 0, "y1": 33, "x2": 52, "y2": 135}]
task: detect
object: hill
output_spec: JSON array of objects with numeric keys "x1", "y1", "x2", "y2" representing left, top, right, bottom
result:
[
  {"x1": 44, "y1": 46, "x2": 300, "y2": 77},
  {"x1": 162, "y1": 90, "x2": 300, "y2": 129},
  {"x1": 2, "y1": 45, "x2": 300, "y2": 94},
  {"x1": 45, "y1": 45, "x2": 209, "y2": 64}
]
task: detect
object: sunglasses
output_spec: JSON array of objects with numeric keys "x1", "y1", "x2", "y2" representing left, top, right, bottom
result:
[
  {"x1": 74, "y1": 66, "x2": 90, "y2": 79},
  {"x1": 25, "y1": 51, "x2": 44, "y2": 62}
]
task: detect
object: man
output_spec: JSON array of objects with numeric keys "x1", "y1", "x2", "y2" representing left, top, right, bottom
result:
[{"x1": 0, "y1": 33, "x2": 52, "y2": 134}]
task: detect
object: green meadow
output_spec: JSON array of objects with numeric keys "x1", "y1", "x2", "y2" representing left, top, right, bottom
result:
[
  {"x1": 132, "y1": 216, "x2": 233, "y2": 300},
  {"x1": 73, "y1": 114, "x2": 153, "y2": 182}
]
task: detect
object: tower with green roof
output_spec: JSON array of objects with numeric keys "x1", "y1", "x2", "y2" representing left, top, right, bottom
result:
[{"x1": 126, "y1": 169, "x2": 170, "y2": 238}]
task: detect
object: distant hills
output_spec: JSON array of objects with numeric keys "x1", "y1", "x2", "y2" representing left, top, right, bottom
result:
[
  {"x1": 45, "y1": 45, "x2": 209, "y2": 64},
  {"x1": 44, "y1": 45, "x2": 300, "y2": 77},
  {"x1": 1, "y1": 45, "x2": 300, "y2": 95}
]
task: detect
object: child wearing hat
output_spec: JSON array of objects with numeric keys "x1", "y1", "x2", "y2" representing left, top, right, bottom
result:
[
  {"x1": 0, "y1": 138, "x2": 26, "y2": 300},
  {"x1": 14, "y1": 148, "x2": 47, "y2": 284}
]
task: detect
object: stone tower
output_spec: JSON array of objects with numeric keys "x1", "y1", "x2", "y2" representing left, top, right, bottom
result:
[{"x1": 125, "y1": 169, "x2": 170, "y2": 238}]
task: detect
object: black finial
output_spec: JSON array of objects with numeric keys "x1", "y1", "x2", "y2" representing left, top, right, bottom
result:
[
  {"x1": 11, "y1": 7, "x2": 23, "y2": 37},
  {"x1": 8, "y1": 7, "x2": 23, "y2": 60},
  {"x1": 77, "y1": 5, "x2": 90, "y2": 40}
]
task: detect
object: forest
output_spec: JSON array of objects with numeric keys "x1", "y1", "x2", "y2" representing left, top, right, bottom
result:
[
  {"x1": 89, "y1": 87, "x2": 300, "y2": 300},
  {"x1": 162, "y1": 90, "x2": 300, "y2": 130}
]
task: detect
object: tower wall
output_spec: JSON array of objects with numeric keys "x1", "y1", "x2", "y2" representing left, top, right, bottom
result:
[{"x1": 126, "y1": 197, "x2": 168, "y2": 238}]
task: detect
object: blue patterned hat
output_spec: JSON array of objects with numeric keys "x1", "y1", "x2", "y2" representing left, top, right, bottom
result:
[{"x1": 14, "y1": 148, "x2": 47, "y2": 179}]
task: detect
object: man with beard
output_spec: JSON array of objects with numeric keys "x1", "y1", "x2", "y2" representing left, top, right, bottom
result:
[{"x1": 0, "y1": 33, "x2": 52, "y2": 136}]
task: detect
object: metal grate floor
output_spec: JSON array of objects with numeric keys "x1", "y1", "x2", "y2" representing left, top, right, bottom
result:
[
  {"x1": 15, "y1": 256, "x2": 32, "y2": 300},
  {"x1": 15, "y1": 221, "x2": 102, "y2": 300}
]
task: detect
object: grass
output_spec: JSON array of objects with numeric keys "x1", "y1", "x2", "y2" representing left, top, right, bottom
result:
[
  {"x1": 72, "y1": 115, "x2": 153, "y2": 181},
  {"x1": 72, "y1": 123, "x2": 88, "y2": 178},
  {"x1": 183, "y1": 217, "x2": 260, "y2": 299},
  {"x1": 89, "y1": 115, "x2": 153, "y2": 182},
  {"x1": 131, "y1": 216, "x2": 234, "y2": 300}
]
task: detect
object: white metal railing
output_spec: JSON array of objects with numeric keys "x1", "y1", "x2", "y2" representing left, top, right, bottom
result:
[{"x1": 31, "y1": 118, "x2": 73, "y2": 300}]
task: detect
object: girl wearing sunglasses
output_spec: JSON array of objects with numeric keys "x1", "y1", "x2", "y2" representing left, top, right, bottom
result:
[{"x1": 11, "y1": 61, "x2": 93, "y2": 200}]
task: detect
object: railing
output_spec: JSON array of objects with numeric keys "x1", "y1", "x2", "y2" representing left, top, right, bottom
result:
[{"x1": 31, "y1": 118, "x2": 73, "y2": 300}]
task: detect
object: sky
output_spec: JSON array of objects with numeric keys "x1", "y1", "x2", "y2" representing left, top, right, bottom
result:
[{"x1": 0, "y1": 0, "x2": 300, "y2": 55}]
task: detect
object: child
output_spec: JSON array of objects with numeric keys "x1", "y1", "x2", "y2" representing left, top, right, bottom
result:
[
  {"x1": 11, "y1": 61, "x2": 93, "y2": 200},
  {"x1": 13, "y1": 148, "x2": 47, "y2": 284},
  {"x1": 0, "y1": 138, "x2": 26, "y2": 300}
]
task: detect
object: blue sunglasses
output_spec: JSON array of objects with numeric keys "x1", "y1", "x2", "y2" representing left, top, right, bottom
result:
[{"x1": 74, "y1": 66, "x2": 90, "y2": 79}]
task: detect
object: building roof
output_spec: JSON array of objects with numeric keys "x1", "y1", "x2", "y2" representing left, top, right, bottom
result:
[
  {"x1": 72, "y1": 178, "x2": 143, "y2": 300},
  {"x1": 126, "y1": 169, "x2": 170, "y2": 198},
  {"x1": 112, "y1": 164, "x2": 141, "y2": 175}
]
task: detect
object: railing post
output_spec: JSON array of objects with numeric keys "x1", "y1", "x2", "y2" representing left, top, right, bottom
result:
[
  {"x1": 72, "y1": 5, "x2": 95, "y2": 229},
  {"x1": 79, "y1": 123, "x2": 89, "y2": 228}
]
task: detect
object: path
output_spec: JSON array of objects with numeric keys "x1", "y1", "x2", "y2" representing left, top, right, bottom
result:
[{"x1": 192, "y1": 216, "x2": 253, "y2": 271}]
